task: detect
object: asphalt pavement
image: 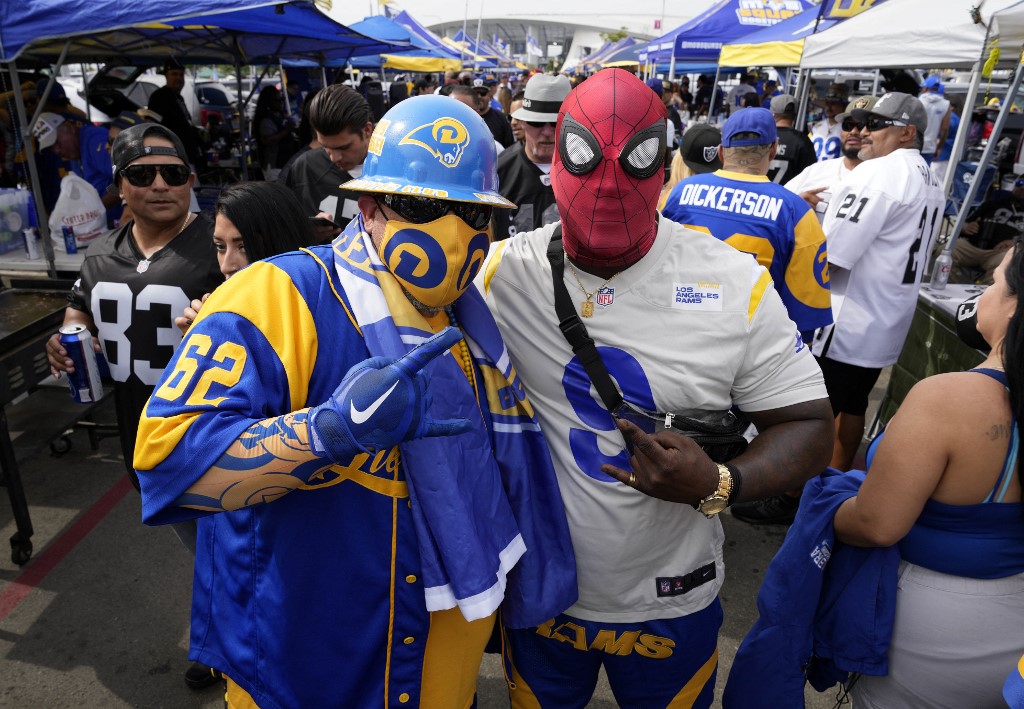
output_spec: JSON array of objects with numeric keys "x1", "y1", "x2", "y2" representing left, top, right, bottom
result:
[{"x1": 0, "y1": 376, "x2": 882, "y2": 708}]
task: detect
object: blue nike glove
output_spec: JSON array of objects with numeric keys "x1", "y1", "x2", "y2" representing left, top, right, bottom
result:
[{"x1": 308, "y1": 326, "x2": 475, "y2": 461}]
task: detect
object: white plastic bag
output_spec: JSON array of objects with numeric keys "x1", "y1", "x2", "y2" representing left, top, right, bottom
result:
[{"x1": 48, "y1": 173, "x2": 107, "y2": 251}]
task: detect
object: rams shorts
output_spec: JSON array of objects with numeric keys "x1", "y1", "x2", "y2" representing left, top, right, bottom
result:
[{"x1": 503, "y1": 599, "x2": 722, "y2": 709}]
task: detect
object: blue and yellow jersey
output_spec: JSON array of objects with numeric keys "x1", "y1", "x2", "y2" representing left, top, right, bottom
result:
[
  {"x1": 135, "y1": 245, "x2": 486, "y2": 708},
  {"x1": 662, "y1": 169, "x2": 832, "y2": 333}
]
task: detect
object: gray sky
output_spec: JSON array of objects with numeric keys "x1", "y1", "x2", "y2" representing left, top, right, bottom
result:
[{"x1": 330, "y1": 0, "x2": 719, "y2": 37}]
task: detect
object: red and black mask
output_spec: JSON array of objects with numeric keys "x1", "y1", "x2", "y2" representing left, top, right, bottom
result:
[{"x1": 553, "y1": 69, "x2": 667, "y2": 268}]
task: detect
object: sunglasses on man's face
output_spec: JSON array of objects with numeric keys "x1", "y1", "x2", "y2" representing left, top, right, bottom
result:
[
  {"x1": 119, "y1": 164, "x2": 191, "y2": 187},
  {"x1": 841, "y1": 118, "x2": 866, "y2": 132},
  {"x1": 378, "y1": 193, "x2": 492, "y2": 231},
  {"x1": 525, "y1": 120, "x2": 558, "y2": 129},
  {"x1": 864, "y1": 117, "x2": 908, "y2": 132}
]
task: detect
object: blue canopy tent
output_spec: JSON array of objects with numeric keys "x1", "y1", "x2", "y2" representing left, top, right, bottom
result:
[
  {"x1": 387, "y1": 9, "x2": 463, "y2": 61},
  {"x1": 641, "y1": 0, "x2": 812, "y2": 77},
  {"x1": 345, "y1": 16, "x2": 462, "y2": 73},
  {"x1": 0, "y1": 0, "x2": 408, "y2": 273},
  {"x1": 581, "y1": 37, "x2": 641, "y2": 73}
]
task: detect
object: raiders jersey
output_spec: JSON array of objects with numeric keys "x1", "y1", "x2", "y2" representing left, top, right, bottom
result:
[
  {"x1": 495, "y1": 143, "x2": 559, "y2": 240},
  {"x1": 662, "y1": 170, "x2": 832, "y2": 333},
  {"x1": 814, "y1": 148, "x2": 945, "y2": 368},
  {"x1": 480, "y1": 219, "x2": 827, "y2": 622},
  {"x1": 68, "y1": 215, "x2": 223, "y2": 464},
  {"x1": 279, "y1": 148, "x2": 362, "y2": 225}
]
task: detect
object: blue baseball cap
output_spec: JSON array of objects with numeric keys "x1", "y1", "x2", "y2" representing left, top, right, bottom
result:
[
  {"x1": 721, "y1": 107, "x2": 777, "y2": 147},
  {"x1": 645, "y1": 78, "x2": 664, "y2": 97},
  {"x1": 922, "y1": 75, "x2": 941, "y2": 90}
]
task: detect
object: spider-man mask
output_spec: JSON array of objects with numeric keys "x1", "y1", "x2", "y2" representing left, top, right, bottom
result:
[{"x1": 554, "y1": 69, "x2": 667, "y2": 268}]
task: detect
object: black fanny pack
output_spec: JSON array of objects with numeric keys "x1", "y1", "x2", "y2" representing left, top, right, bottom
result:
[{"x1": 545, "y1": 228, "x2": 748, "y2": 463}]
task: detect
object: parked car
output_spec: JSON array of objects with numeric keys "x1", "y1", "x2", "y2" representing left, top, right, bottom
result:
[{"x1": 61, "y1": 65, "x2": 239, "y2": 132}]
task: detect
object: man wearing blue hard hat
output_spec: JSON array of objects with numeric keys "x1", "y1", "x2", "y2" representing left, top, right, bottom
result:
[{"x1": 134, "y1": 95, "x2": 576, "y2": 707}]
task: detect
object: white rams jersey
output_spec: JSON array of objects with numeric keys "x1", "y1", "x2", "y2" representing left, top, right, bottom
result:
[
  {"x1": 479, "y1": 219, "x2": 827, "y2": 622},
  {"x1": 814, "y1": 148, "x2": 945, "y2": 368},
  {"x1": 810, "y1": 119, "x2": 843, "y2": 162}
]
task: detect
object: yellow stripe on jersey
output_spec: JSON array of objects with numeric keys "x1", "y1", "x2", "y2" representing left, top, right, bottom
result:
[
  {"x1": 784, "y1": 210, "x2": 831, "y2": 311},
  {"x1": 483, "y1": 240, "x2": 509, "y2": 294},
  {"x1": 724, "y1": 233, "x2": 776, "y2": 271},
  {"x1": 134, "y1": 410, "x2": 203, "y2": 470},
  {"x1": 203, "y1": 262, "x2": 318, "y2": 412},
  {"x1": 666, "y1": 646, "x2": 718, "y2": 708},
  {"x1": 748, "y1": 268, "x2": 773, "y2": 323}
]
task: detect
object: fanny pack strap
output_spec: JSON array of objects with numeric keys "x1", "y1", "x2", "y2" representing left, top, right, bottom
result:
[{"x1": 545, "y1": 226, "x2": 623, "y2": 413}]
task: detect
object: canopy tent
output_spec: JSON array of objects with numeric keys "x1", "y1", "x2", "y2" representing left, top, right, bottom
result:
[
  {"x1": 386, "y1": 9, "x2": 463, "y2": 62},
  {"x1": 641, "y1": 0, "x2": 812, "y2": 65},
  {"x1": 581, "y1": 37, "x2": 641, "y2": 73},
  {"x1": 441, "y1": 37, "x2": 497, "y2": 68},
  {"x1": 347, "y1": 16, "x2": 462, "y2": 72},
  {"x1": 602, "y1": 43, "x2": 645, "y2": 69},
  {"x1": 452, "y1": 30, "x2": 515, "y2": 68},
  {"x1": 1, "y1": 0, "x2": 408, "y2": 66},
  {"x1": 800, "y1": 0, "x2": 1024, "y2": 69},
  {"x1": 719, "y1": 0, "x2": 887, "y2": 68}
]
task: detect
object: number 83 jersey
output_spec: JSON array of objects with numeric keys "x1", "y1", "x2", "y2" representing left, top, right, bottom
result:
[{"x1": 68, "y1": 215, "x2": 224, "y2": 388}]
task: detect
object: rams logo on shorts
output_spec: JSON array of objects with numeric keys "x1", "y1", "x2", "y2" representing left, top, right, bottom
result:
[{"x1": 399, "y1": 117, "x2": 470, "y2": 168}]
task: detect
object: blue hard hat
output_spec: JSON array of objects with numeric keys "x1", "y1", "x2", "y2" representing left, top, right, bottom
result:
[{"x1": 341, "y1": 94, "x2": 514, "y2": 208}]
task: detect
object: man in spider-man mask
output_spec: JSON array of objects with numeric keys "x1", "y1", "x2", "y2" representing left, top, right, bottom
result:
[{"x1": 479, "y1": 68, "x2": 833, "y2": 707}]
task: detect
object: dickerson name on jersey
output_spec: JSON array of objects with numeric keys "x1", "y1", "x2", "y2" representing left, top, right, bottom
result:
[{"x1": 673, "y1": 183, "x2": 784, "y2": 221}]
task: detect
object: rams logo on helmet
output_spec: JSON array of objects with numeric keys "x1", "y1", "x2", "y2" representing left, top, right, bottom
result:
[{"x1": 399, "y1": 117, "x2": 470, "y2": 168}]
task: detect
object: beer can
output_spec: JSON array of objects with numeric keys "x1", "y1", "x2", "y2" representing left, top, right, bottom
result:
[
  {"x1": 59, "y1": 324, "x2": 104, "y2": 404},
  {"x1": 62, "y1": 225, "x2": 78, "y2": 254},
  {"x1": 22, "y1": 227, "x2": 39, "y2": 260}
]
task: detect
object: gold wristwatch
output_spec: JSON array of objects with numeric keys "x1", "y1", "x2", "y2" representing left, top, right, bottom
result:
[{"x1": 698, "y1": 463, "x2": 734, "y2": 518}]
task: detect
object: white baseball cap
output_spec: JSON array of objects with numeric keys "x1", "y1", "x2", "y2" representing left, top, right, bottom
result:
[{"x1": 33, "y1": 112, "x2": 66, "y2": 150}]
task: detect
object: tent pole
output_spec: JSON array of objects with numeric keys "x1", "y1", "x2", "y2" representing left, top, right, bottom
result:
[
  {"x1": 945, "y1": 50, "x2": 1024, "y2": 258},
  {"x1": 80, "y1": 63, "x2": 91, "y2": 122},
  {"x1": 474, "y1": 4, "x2": 484, "y2": 73},
  {"x1": 871, "y1": 68, "x2": 879, "y2": 96},
  {"x1": 6, "y1": 61, "x2": 56, "y2": 277},
  {"x1": 669, "y1": 55, "x2": 675, "y2": 82},
  {"x1": 943, "y1": 60, "x2": 982, "y2": 197},
  {"x1": 795, "y1": 68, "x2": 812, "y2": 134},
  {"x1": 708, "y1": 65, "x2": 722, "y2": 121},
  {"x1": 234, "y1": 55, "x2": 249, "y2": 181}
]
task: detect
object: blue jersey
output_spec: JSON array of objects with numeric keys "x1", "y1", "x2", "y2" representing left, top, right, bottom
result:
[
  {"x1": 135, "y1": 246, "x2": 477, "y2": 708},
  {"x1": 662, "y1": 169, "x2": 832, "y2": 332},
  {"x1": 76, "y1": 124, "x2": 117, "y2": 225}
]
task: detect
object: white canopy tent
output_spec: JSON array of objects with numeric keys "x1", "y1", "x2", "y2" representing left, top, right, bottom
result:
[
  {"x1": 800, "y1": 0, "x2": 1024, "y2": 70},
  {"x1": 801, "y1": 0, "x2": 1024, "y2": 267}
]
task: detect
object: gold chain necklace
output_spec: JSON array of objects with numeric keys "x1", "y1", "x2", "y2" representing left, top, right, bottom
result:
[{"x1": 563, "y1": 250, "x2": 618, "y2": 318}]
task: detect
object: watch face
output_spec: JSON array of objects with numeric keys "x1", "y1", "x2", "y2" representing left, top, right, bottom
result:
[{"x1": 700, "y1": 496, "x2": 729, "y2": 516}]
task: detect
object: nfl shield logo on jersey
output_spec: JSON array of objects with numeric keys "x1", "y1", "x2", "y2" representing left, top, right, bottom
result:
[{"x1": 596, "y1": 287, "x2": 614, "y2": 307}]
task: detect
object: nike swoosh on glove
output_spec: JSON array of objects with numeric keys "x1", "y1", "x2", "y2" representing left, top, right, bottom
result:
[{"x1": 308, "y1": 327, "x2": 475, "y2": 461}]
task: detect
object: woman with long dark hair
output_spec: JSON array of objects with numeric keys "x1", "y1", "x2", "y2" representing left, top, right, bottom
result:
[
  {"x1": 253, "y1": 86, "x2": 297, "y2": 179},
  {"x1": 835, "y1": 241, "x2": 1024, "y2": 708},
  {"x1": 176, "y1": 181, "x2": 314, "y2": 332}
]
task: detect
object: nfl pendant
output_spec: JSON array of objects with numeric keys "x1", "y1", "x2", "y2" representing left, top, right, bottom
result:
[
  {"x1": 137, "y1": 259, "x2": 151, "y2": 274},
  {"x1": 581, "y1": 300, "x2": 594, "y2": 318}
]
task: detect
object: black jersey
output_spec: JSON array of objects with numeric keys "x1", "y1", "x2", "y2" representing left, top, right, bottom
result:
[
  {"x1": 481, "y1": 107, "x2": 515, "y2": 149},
  {"x1": 279, "y1": 148, "x2": 363, "y2": 225},
  {"x1": 769, "y1": 126, "x2": 818, "y2": 186},
  {"x1": 495, "y1": 143, "x2": 559, "y2": 240},
  {"x1": 67, "y1": 214, "x2": 222, "y2": 482}
]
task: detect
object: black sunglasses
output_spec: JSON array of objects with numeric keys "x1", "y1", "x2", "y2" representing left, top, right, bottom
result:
[
  {"x1": 525, "y1": 120, "x2": 558, "y2": 129},
  {"x1": 377, "y1": 193, "x2": 492, "y2": 231},
  {"x1": 865, "y1": 117, "x2": 908, "y2": 132},
  {"x1": 119, "y1": 164, "x2": 191, "y2": 187},
  {"x1": 841, "y1": 118, "x2": 866, "y2": 132}
]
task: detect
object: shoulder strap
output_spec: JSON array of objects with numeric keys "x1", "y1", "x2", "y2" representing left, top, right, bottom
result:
[{"x1": 545, "y1": 226, "x2": 623, "y2": 413}]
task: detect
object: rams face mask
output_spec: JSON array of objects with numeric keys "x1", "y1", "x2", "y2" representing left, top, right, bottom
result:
[
  {"x1": 377, "y1": 213, "x2": 490, "y2": 309},
  {"x1": 553, "y1": 69, "x2": 667, "y2": 268}
]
